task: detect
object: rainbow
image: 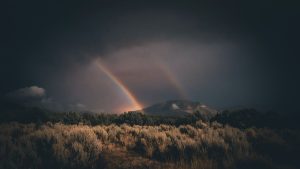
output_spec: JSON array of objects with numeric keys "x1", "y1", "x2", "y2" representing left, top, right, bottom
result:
[
  {"x1": 157, "y1": 62, "x2": 188, "y2": 99},
  {"x1": 95, "y1": 60, "x2": 143, "y2": 112}
]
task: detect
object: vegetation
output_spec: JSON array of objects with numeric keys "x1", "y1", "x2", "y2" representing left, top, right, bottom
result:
[
  {"x1": 2, "y1": 108, "x2": 299, "y2": 129},
  {"x1": 1, "y1": 108, "x2": 300, "y2": 169},
  {"x1": 0, "y1": 110, "x2": 200, "y2": 126},
  {"x1": 212, "y1": 109, "x2": 300, "y2": 129},
  {"x1": 0, "y1": 121, "x2": 299, "y2": 169}
]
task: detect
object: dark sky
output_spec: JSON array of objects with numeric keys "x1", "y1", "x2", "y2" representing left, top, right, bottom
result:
[{"x1": 1, "y1": 0, "x2": 299, "y2": 113}]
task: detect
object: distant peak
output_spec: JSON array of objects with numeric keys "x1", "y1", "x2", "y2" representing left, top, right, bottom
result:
[{"x1": 142, "y1": 99, "x2": 218, "y2": 120}]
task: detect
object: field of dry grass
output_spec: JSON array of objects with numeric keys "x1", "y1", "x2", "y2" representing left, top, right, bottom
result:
[{"x1": 0, "y1": 121, "x2": 299, "y2": 169}]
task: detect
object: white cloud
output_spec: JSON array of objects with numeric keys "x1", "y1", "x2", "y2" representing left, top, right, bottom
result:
[
  {"x1": 7, "y1": 86, "x2": 46, "y2": 99},
  {"x1": 171, "y1": 103, "x2": 180, "y2": 110}
]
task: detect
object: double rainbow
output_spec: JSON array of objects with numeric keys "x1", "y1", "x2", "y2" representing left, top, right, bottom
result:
[{"x1": 95, "y1": 59, "x2": 187, "y2": 113}]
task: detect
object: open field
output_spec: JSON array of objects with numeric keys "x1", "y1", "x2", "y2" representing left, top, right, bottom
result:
[{"x1": 1, "y1": 121, "x2": 299, "y2": 169}]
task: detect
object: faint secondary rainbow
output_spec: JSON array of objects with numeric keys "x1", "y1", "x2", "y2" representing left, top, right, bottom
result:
[
  {"x1": 95, "y1": 59, "x2": 143, "y2": 112},
  {"x1": 157, "y1": 62, "x2": 188, "y2": 99}
]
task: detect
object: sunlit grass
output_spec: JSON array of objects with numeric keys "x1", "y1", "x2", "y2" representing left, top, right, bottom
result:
[{"x1": 0, "y1": 121, "x2": 299, "y2": 169}]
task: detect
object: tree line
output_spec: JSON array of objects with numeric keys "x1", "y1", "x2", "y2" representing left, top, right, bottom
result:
[{"x1": 1, "y1": 106, "x2": 299, "y2": 129}]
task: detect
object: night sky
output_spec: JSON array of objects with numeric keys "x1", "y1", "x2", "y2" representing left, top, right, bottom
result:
[{"x1": 1, "y1": 0, "x2": 299, "y2": 113}]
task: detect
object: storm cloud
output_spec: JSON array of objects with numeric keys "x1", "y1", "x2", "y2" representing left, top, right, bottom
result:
[{"x1": 1, "y1": 0, "x2": 299, "y2": 113}]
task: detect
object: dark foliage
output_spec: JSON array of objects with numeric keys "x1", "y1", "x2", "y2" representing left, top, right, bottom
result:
[
  {"x1": 0, "y1": 109, "x2": 200, "y2": 126},
  {"x1": 1, "y1": 106, "x2": 300, "y2": 129},
  {"x1": 211, "y1": 109, "x2": 300, "y2": 129}
]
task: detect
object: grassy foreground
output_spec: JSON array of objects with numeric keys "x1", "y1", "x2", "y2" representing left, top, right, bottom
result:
[{"x1": 0, "y1": 121, "x2": 299, "y2": 169}]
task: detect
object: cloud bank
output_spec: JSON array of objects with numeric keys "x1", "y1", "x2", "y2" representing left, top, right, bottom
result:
[
  {"x1": 5, "y1": 86, "x2": 88, "y2": 112},
  {"x1": 1, "y1": 0, "x2": 299, "y2": 113},
  {"x1": 7, "y1": 86, "x2": 46, "y2": 100}
]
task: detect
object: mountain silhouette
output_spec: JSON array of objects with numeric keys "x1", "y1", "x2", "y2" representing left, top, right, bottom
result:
[{"x1": 142, "y1": 100, "x2": 218, "y2": 120}]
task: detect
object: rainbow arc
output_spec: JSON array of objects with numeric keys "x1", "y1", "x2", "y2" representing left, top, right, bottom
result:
[
  {"x1": 95, "y1": 59, "x2": 188, "y2": 113},
  {"x1": 95, "y1": 60, "x2": 143, "y2": 112}
]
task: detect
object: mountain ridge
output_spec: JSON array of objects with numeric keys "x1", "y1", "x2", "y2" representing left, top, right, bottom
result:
[{"x1": 142, "y1": 100, "x2": 218, "y2": 120}]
